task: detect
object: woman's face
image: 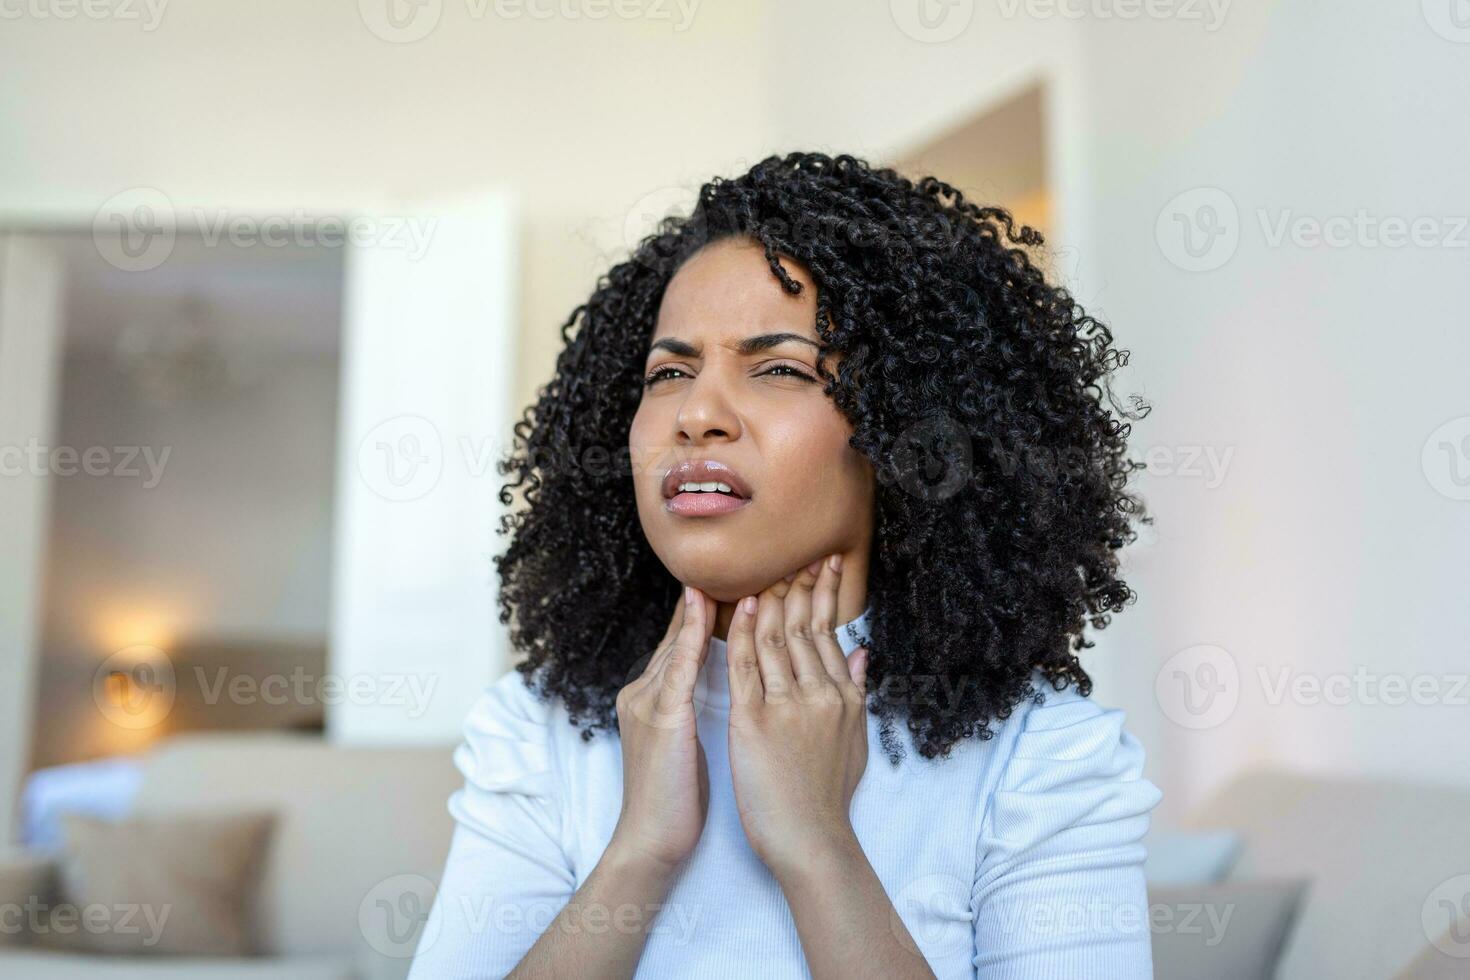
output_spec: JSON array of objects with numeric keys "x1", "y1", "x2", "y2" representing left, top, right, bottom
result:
[{"x1": 630, "y1": 237, "x2": 875, "y2": 602}]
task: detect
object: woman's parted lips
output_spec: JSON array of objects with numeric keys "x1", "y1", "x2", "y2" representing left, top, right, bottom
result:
[{"x1": 661, "y1": 458, "x2": 754, "y2": 500}]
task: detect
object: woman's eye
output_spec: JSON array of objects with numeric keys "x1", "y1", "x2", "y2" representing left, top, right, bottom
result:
[
  {"x1": 643, "y1": 365, "x2": 688, "y2": 386},
  {"x1": 644, "y1": 363, "x2": 816, "y2": 386},
  {"x1": 759, "y1": 364, "x2": 816, "y2": 382}
]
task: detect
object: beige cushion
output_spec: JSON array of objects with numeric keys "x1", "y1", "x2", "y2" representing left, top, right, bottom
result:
[
  {"x1": 1150, "y1": 879, "x2": 1307, "y2": 980},
  {"x1": 40, "y1": 810, "x2": 273, "y2": 957},
  {"x1": 0, "y1": 848, "x2": 58, "y2": 927},
  {"x1": 132, "y1": 734, "x2": 459, "y2": 958}
]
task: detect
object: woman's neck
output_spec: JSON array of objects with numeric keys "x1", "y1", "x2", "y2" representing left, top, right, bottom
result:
[{"x1": 709, "y1": 546, "x2": 870, "y2": 642}]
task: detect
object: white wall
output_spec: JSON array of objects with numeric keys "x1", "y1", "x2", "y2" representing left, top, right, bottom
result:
[
  {"x1": 0, "y1": 235, "x2": 65, "y2": 842},
  {"x1": 329, "y1": 195, "x2": 518, "y2": 742},
  {"x1": 1071, "y1": 0, "x2": 1470, "y2": 816}
]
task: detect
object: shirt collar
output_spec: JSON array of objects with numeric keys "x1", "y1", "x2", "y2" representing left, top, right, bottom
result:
[{"x1": 698, "y1": 604, "x2": 873, "y2": 713}]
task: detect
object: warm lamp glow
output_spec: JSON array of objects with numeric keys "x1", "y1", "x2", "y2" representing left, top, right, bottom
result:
[
  {"x1": 86, "y1": 604, "x2": 183, "y2": 748},
  {"x1": 91, "y1": 603, "x2": 182, "y2": 654},
  {"x1": 92, "y1": 643, "x2": 176, "y2": 736}
]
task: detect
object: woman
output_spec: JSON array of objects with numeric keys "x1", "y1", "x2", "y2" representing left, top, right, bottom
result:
[{"x1": 409, "y1": 152, "x2": 1162, "y2": 979}]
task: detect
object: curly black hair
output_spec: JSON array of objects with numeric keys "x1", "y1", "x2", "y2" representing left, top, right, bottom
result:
[{"x1": 495, "y1": 151, "x2": 1148, "y2": 761}]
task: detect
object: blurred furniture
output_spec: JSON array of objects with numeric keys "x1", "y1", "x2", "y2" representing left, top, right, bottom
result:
[
  {"x1": 0, "y1": 734, "x2": 458, "y2": 979},
  {"x1": 5, "y1": 742, "x2": 1463, "y2": 978},
  {"x1": 20, "y1": 756, "x2": 144, "y2": 850},
  {"x1": 1183, "y1": 769, "x2": 1470, "y2": 980}
]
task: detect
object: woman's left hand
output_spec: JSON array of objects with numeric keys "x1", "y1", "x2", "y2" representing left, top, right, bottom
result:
[{"x1": 725, "y1": 553, "x2": 870, "y2": 877}]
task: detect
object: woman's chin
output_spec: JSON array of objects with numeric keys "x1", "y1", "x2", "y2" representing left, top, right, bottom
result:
[{"x1": 663, "y1": 556, "x2": 792, "y2": 604}]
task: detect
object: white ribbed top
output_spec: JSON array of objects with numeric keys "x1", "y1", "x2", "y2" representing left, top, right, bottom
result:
[{"x1": 410, "y1": 608, "x2": 1161, "y2": 978}]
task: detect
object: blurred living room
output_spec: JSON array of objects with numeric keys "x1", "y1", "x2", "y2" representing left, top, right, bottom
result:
[{"x1": 1, "y1": 2, "x2": 1467, "y2": 978}]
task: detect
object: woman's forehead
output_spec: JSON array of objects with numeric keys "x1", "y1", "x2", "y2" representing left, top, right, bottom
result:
[{"x1": 654, "y1": 240, "x2": 818, "y2": 342}]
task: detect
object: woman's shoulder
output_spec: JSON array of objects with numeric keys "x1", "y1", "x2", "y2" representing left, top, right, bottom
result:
[
  {"x1": 453, "y1": 665, "x2": 583, "y2": 800},
  {"x1": 976, "y1": 671, "x2": 1162, "y2": 868},
  {"x1": 469, "y1": 663, "x2": 564, "y2": 722},
  {"x1": 988, "y1": 671, "x2": 1150, "y2": 767},
  {"x1": 993, "y1": 672, "x2": 1160, "y2": 795}
]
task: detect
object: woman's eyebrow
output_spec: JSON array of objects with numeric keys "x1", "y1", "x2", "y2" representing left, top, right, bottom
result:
[
  {"x1": 733, "y1": 332, "x2": 821, "y2": 355},
  {"x1": 647, "y1": 332, "x2": 820, "y2": 358},
  {"x1": 648, "y1": 336, "x2": 700, "y2": 358}
]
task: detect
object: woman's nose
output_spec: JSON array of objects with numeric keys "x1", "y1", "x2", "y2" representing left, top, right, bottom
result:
[{"x1": 675, "y1": 375, "x2": 741, "y2": 444}]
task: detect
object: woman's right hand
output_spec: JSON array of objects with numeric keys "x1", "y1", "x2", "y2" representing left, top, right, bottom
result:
[{"x1": 608, "y1": 585, "x2": 715, "y2": 874}]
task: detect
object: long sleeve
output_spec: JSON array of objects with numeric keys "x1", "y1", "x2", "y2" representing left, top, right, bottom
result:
[
  {"x1": 408, "y1": 669, "x2": 576, "y2": 980},
  {"x1": 970, "y1": 684, "x2": 1162, "y2": 979}
]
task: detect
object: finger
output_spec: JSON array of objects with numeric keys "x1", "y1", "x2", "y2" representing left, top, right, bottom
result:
[
  {"x1": 753, "y1": 587, "x2": 795, "y2": 702},
  {"x1": 725, "y1": 594, "x2": 762, "y2": 711},
  {"x1": 656, "y1": 586, "x2": 713, "y2": 708},
  {"x1": 848, "y1": 646, "x2": 869, "y2": 691},
  {"x1": 782, "y1": 559, "x2": 827, "y2": 683},
  {"x1": 810, "y1": 553, "x2": 849, "y2": 682},
  {"x1": 657, "y1": 589, "x2": 687, "y2": 649},
  {"x1": 642, "y1": 587, "x2": 690, "y2": 680},
  {"x1": 661, "y1": 586, "x2": 715, "y2": 702}
]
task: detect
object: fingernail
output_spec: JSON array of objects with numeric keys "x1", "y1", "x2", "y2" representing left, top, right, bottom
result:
[
  {"x1": 739, "y1": 595, "x2": 756, "y2": 615},
  {"x1": 829, "y1": 553, "x2": 843, "y2": 572},
  {"x1": 685, "y1": 585, "x2": 696, "y2": 604},
  {"x1": 806, "y1": 560, "x2": 822, "y2": 576}
]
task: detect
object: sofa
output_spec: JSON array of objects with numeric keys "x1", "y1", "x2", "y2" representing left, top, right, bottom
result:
[
  {"x1": 0, "y1": 734, "x2": 461, "y2": 979},
  {"x1": 2, "y1": 732, "x2": 1464, "y2": 979},
  {"x1": 1181, "y1": 769, "x2": 1470, "y2": 980}
]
